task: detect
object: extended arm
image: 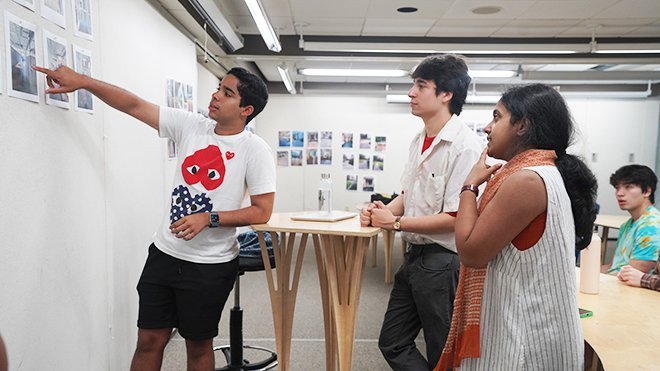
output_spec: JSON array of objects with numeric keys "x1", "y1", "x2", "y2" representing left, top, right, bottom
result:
[{"x1": 32, "y1": 65, "x2": 159, "y2": 130}]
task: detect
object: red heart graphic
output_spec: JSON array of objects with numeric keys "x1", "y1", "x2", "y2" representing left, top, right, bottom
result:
[{"x1": 225, "y1": 151, "x2": 235, "y2": 160}]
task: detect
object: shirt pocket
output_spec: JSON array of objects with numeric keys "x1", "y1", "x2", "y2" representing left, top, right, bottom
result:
[{"x1": 424, "y1": 173, "x2": 446, "y2": 213}]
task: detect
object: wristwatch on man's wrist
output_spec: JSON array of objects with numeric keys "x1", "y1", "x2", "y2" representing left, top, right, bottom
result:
[
  {"x1": 209, "y1": 212, "x2": 220, "y2": 228},
  {"x1": 393, "y1": 216, "x2": 402, "y2": 231}
]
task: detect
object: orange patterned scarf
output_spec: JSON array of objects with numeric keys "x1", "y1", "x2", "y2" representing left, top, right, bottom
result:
[{"x1": 434, "y1": 149, "x2": 557, "y2": 370}]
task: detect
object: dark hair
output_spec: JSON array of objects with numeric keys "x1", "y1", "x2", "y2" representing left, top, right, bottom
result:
[
  {"x1": 500, "y1": 83, "x2": 598, "y2": 250},
  {"x1": 226, "y1": 67, "x2": 268, "y2": 124},
  {"x1": 411, "y1": 54, "x2": 471, "y2": 116},
  {"x1": 610, "y1": 164, "x2": 657, "y2": 204}
]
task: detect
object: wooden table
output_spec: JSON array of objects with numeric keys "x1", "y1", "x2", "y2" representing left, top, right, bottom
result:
[
  {"x1": 251, "y1": 212, "x2": 380, "y2": 371},
  {"x1": 577, "y1": 268, "x2": 660, "y2": 370},
  {"x1": 594, "y1": 214, "x2": 629, "y2": 263}
]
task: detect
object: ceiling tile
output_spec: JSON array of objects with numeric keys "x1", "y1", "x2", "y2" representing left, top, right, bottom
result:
[
  {"x1": 624, "y1": 25, "x2": 660, "y2": 36},
  {"x1": 362, "y1": 18, "x2": 436, "y2": 36},
  {"x1": 443, "y1": 1, "x2": 536, "y2": 19},
  {"x1": 289, "y1": 0, "x2": 370, "y2": 18},
  {"x1": 426, "y1": 26, "x2": 499, "y2": 37},
  {"x1": 492, "y1": 26, "x2": 568, "y2": 37},
  {"x1": 559, "y1": 25, "x2": 642, "y2": 37},
  {"x1": 519, "y1": 0, "x2": 618, "y2": 19},
  {"x1": 594, "y1": 0, "x2": 660, "y2": 19},
  {"x1": 365, "y1": 0, "x2": 454, "y2": 19},
  {"x1": 295, "y1": 18, "x2": 364, "y2": 36}
]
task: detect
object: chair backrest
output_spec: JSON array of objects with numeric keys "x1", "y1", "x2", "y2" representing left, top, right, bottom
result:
[{"x1": 237, "y1": 230, "x2": 276, "y2": 272}]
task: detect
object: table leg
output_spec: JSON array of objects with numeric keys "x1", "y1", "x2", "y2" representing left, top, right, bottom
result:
[
  {"x1": 313, "y1": 235, "x2": 337, "y2": 371},
  {"x1": 257, "y1": 231, "x2": 308, "y2": 371},
  {"x1": 600, "y1": 226, "x2": 609, "y2": 264},
  {"x1": 318, "y1": 234, "x2": 370, "y2": 371},
  {"x1": 371, "y1": 235, "x2": 378, "y2": 267},
  {"x1": 382, "y1": 230, "x2": 394, "y2": 284}
]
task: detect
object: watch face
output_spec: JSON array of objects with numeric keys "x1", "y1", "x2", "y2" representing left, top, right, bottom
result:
[
  {"x1": 210, "y1": 212, "x2": 220, "y2": 227},
  {"x1": 393, "y1": 221, "x2": 401, "y2": 231}
]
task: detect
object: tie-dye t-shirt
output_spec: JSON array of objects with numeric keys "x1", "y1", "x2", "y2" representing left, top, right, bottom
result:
[{"x1": 608, "y1": 205, "x2": 660, "y2": 274}]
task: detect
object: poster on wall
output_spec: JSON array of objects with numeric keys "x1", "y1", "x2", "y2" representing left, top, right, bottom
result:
[
  {"x1": 72, "y1": 0, "x2": 93, "y2": 40},
  {"x1": 362, "y1": 176, "x2": 374, "y2": 192},
  {"x1": 291, "y1": 150, "x2": 303, "y2": 166},
  {"x1": 320, "y1": 149, "x2": 332, "y2": 165},
  {"x1": 5, "y1": 12, "x2": 39, "y2": 103},
  {"x1": 342, "y1": 153, "x2": 354, "y2": 169},
  {"x1": 277, "y1": 151, "x2": 289, "y2": 166},
  {"x1": 358, "y1": 153, "x2": 370, "y2": 170},
  {"x1": 320, "y1": 131, "x2": 333, "y2": 147},
  {"x1": 43, "y1": 29, "x2": 70, "y2": 108},
  {"x1": 306, "y1": 149, "x2": 318, "y2": 165},
  {"x1": 278, "y1": 131, "x2": 291, "y2": 147},
  {"x1": 306, "y1": 131, "x2": 318, "y2": 147},
  {"x1": 72, "y1": 43, "x2": 94, "y2": 113},
  {"x1": 346, "y1": 175, "x2": 358, "y2": 191},
  {"x1": 341, "y1": 132, "x2": 353, "y2": 148},
  {"x1": 372, "y1": 155, "x2": 384, "y2": 171},
  {"x1": 359, "y1": 133, "x2": 371, "y2": 149},
  {"x1": 375, "y1": 136, "x2": 387, "y2": 152},
  {"x1": 12, "y1": 0, "x2": 35, "y2": 12},
  {"x1": 292, "y1": 131, "x2": 304, "y2": 147},
  {"x1": 41, "y1": 0, "x2": 66, "y2": 29}
]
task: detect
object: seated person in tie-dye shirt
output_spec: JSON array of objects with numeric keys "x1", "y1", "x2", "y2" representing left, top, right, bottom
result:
[{"x1": 602, "y1": 165, "x2": 659, "y2": 274}]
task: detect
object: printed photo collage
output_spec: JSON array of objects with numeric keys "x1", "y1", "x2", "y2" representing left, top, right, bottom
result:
[
  {"x1": 2, "y1": 0, "x2": 94, "y2": 112},
  {"x1": 277, "y1": 130, "x2": 387, "y2": 192}
]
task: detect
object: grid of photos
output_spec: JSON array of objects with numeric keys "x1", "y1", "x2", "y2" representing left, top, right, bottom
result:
[
  {"x1": 166, "y1": 79, "x2": 194, "y2": 112},
  {"x1": 277, "y1": 129, "x2": 333, "y2": 166}
]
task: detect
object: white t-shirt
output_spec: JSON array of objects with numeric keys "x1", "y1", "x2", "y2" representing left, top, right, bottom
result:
[
  {"x1": 153, "y1": 107, "x2": 276, "y2": 263},
  {"x1": 400, "y1": 115, "x2": 483, "y2": 252}
]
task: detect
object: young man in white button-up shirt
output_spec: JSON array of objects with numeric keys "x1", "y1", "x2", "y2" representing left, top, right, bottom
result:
[{"x1": 360, "y1": 54, "x2": 483, "y2": 370}]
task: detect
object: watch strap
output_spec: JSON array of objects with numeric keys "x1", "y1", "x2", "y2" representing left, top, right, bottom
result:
[{"x1": 460, "y1": 184, "x2": 479, "y2": 197}]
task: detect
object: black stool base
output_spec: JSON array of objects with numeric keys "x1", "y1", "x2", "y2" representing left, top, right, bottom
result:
[{"x1": 214, "y1": 344, "x2": 277, "y2": 371}]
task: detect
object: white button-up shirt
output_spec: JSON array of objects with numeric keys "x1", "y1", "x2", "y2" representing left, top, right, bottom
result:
[{"x1": 400, "y1": 115, "x2": 484, "y2": 252}]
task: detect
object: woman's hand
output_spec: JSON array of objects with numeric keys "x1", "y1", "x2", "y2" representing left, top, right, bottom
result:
[{"x1": 463, "y1": 149, "x2": 502, "y2": 187}]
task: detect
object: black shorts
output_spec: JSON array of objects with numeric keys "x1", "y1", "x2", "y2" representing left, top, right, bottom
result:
[{"x1": 136, "y1": 243, "x2": 238, "y2": 340}]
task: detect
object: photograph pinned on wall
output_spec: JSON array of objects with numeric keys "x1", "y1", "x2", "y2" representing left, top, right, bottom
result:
[
  {"x1": 306, "y1": 149, "x2": 319, "y2": 165},
  {"x1": 362, "y1": 176, "x2": 375, "y2": 192},
  {"x1": 320, "y1": 149, "x2": 332, "y2": 165},
  {"x1": 358, "y1": 153, "x2": 370, "y2": 170},
  {"x1": 12, "y1": 0, "x2": 35, "y2": 12},
  {"x1": 5, "y1": 12, "x2": 39, "y2": 103},
  {"x1": 278, "y1": 130, "x2": 291, "y2": 147},
  {"x1": 167, "y1": 138, "x2": 176, "y2": 160},
  {"x1": 43, "y1": 29, "x2": 70, "y2": 109},
  {"x1": 292, "y1": 130, "x2": 304, "y2": 147},
  {"x1": 72, "y1": 0, "x2": 93, "y2": 40},
  {"x1": 375, "y1": 136, "x2": 387, "y2": 152},
  {"x1": 359, "y1": 133, "x2": 371, "y2": 149},
  {"x1": 290, "y1": 149, "x2": 303, "y2": 166},
  {"x1": 41, "y1": 0, "x2": 66, "y2": 29},
  {"x1": 372, "y1": 155, "x2": 384, "y2": 171},
  {"x1": 72, "y1": 43, "x2": 94, "y2": 113},
  {"x1": 341, "y1": 132, "x2": 353, "y2": 148},
  {"x1": 346, "y1": 175, "x2": 358, "y2": 191},
  {"x1": 185, "y1": 84, "x2": 193, "y2": 112},
  {"x1": 342, "y1": 153, "x2": 354, "y2": 170},
  {"x1": 320, "y1": 131, "x2": 333, "y2": 147},
  {"x1": 277, "y1": 150, "x2": 290, "y2": 166},
  {"x1": 307, "y1": 131, "x2": 319, "y2": 147}
]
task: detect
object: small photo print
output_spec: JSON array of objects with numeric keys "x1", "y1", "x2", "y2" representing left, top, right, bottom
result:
[
  {"x1": 43, "y1": 29, "x2": 70, "y2": 109},
  {"x1": 320, "y1": 149, "x2": 332, "y2": 165},
  {"x1": 307, "y1": 131, "x2": 319, "y2": 147},
  {"x1": 277, "y1": 150, "x2": 290, "y2": 166},
  {"x1": 321, "y1": 131, "x2": 333, "y2": 148},
  {"x1": 73, "y1": 0, "x2": 93, "y2": 40},
  {"x1": 292, "y1": 130, "x2": 304, "y2": 147},
  {"x1": 278, "y1": 131, "x2": 291, "y2": 147},
  {"x1": 6, "y1": 12, "x2": 39, "y2": 103},
  {"x1": 306, "y1": 149, "x2": 319, "y2": 165},
  {"x1": 341, "y1": 132, "x2": 353, "y2": 148},
  {"x1": 346, "y1": 175, "x2": 358, "y2": 191},
  {"x1": 362, "y1": 176, "x2": 375, "y2": 192},
  {"x1": 12, "y1": 0, "x2": 35, "y2": 12},
  {"x1": 372, "y1": 155, "x2": 384, "y2": 171},
  {"x1": 358, "y1": 153, "x2": 370, "y2": 170},
  {"x1": 42, "y1": 0, "x2": 66, "y2": 28},
  {"x1": 360, "y1": 133, "x2": 371, "y2": 149},
  {"x1": 290, "y1": 149, "x2": 303, "y2": 166},
  {"x1": 342, "y1": 153, "x2": 354, "y2": 170},
  {"x1": 375, "y1": 136, "x2": 387, "y2": 152},
  {"x1": 72, "y1": 44, "x2": 93, "y2": 113},
  {"x1": 167, "y1": 139, "x2": 176, "y2": 159}
]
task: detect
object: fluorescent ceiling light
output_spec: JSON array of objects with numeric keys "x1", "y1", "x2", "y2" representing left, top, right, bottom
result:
[
  {"x1": 244, "y1": 0, "x2": 281, "y2": 52},
  {"x1": 594, "y1": 49, "x2": 660, "y2": 54},
  {"x1": 469, "y1": 70, "x2": 516, "y2": 78},
  {"x1": 386, "y1": 94, "x2": 500, "y2": 104},
  {"x1": 277, "y1": 65, "x2": 296, "y2": 95},
  {"x1": 560, "y1": 90, "x2": 651, "y2": 99},
  {"x1": 303, "y1": 42, "x2": 582, "y2": 55},
  {"x1": 187, "y1": 0, "x2": 244, "y2": 51},
  {"x1": 300, "y1": 68, "x2": 409, "y2": 77}
]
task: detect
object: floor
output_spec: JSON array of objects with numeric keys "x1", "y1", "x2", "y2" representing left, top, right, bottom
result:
[{"x1": 161, "y1": 235, "x2": 426, "y2": 370}]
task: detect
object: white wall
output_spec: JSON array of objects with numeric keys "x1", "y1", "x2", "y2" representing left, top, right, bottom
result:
[{"x1": 256, "y1": 95, "x2": 659, "y2": 216}]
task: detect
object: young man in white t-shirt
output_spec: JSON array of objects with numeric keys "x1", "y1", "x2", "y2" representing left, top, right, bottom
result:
[{"x1": 33, "y1": 65, "x2": 276, "y2": 369}]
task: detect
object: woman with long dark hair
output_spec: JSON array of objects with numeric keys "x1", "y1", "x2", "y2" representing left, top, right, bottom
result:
[{"x1": 436, "y1": 83, "x2": 597, "y2": 370}]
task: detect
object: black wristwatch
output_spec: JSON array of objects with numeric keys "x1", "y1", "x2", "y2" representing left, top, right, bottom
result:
[{"x1": 209, "y1": 212, "x2": 220, "y2": 228}]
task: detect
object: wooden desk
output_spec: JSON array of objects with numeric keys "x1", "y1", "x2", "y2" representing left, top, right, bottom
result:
[
  {"x1": 577, "y1": 269, "x2": 660, "y2": 370},
  {"x1": 251, "y1": 213, "x2": 380, "y2": 371},
  {"x1": 594, "y1": 214, "x2": 629, "y2": 263}
]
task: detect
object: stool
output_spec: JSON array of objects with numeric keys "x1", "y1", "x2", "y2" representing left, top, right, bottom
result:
[{"x1": 214, "y1": 232, "x2": 278, "y2": 371}]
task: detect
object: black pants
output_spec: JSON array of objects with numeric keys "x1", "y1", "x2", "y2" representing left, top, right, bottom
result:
[{"x1": 378, "y1": 243, "x2": 460, "y2": 371}]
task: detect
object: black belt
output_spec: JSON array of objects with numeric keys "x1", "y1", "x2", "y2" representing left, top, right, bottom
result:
[{"x1": 406, "y1": 242, "x2": 455, "y2": 254}]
